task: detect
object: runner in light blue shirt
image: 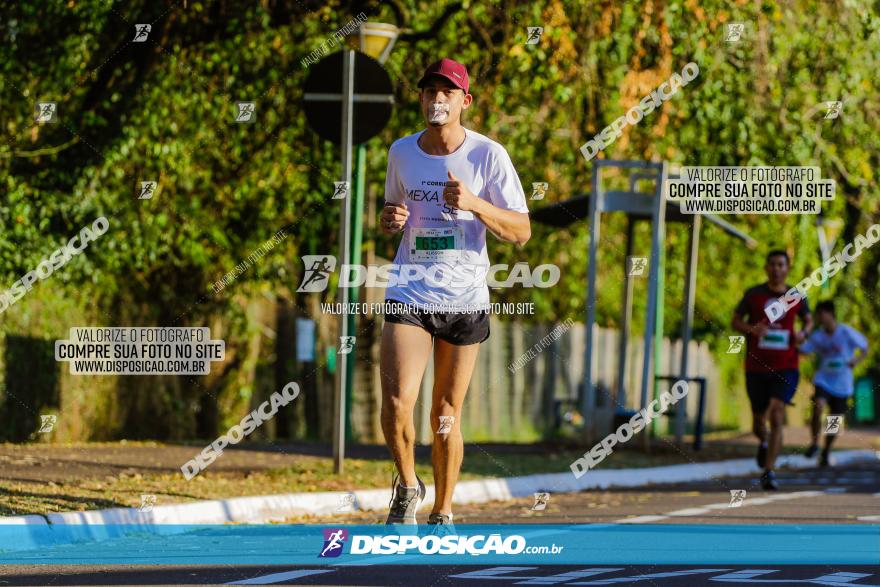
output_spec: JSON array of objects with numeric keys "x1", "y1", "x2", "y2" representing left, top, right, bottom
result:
[{"x1": 798, "y1": 300, "x2": 868, "y2": 467}]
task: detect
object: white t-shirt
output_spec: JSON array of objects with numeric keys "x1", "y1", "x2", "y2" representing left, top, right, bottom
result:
[
  {"x1": 383, "y1": 128, "x2": 528, "y2": 312},
  {"x1": 800, "y1": 324, "x2": 868, "y2": 397}
]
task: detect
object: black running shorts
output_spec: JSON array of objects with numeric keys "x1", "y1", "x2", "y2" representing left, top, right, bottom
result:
[
  {"x1": 814, "y1": 385, "x2": 849, "y2": 415},
  {"x1": 745, "y1": 369, "x2": 799, "y2": 414},
  {"x1": 383, "y1": 299, "x2": 490, "y2": 346}
]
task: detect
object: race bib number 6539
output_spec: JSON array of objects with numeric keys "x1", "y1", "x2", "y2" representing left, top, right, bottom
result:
[{"x1": 409, "y1": 227, "x2": 464, "y2": 263}]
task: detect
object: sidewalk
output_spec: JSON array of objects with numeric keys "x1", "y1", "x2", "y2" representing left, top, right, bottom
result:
[{"x1": 1, "y1": 427, "x2": 877, "y2": 522}]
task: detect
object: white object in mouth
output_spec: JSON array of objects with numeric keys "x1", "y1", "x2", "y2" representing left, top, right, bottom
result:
[{"x1": 429, "y1": 103, "x2": 450, "y2": 122}]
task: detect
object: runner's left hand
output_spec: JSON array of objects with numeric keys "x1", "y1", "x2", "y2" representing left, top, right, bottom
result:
[{"x1": 443, "y1": 170, "x2": 479, "y2": 212}]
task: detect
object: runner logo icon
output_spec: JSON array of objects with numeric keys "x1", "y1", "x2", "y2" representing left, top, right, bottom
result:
[
  {"x1": 235, "y1": 102, "x2": 256, "y2": 123},
  {"x1": 725, "y1": 23, "x2": 744, "y2": 42},
  {"x1": 139, "y1": 181, "x2": 157, "y2": 200},
  {"x1": 531, "y1": 492, "x2": 550, "y2": 511},
  {"x1": 338, "y1": 336, "x2": 355, "y2": 355},
  {"x1": 133, "y1": 24, "x2": 151, "y2": 42},
  {"x1": 727, "y1": 335, "x2": 745, "y2": 353},
  {"x1": 531, "y1": 182, "x2": 548, "y2": 200},
  {"x1": 824, "y1": 101, "x2": 842, "y2": 119},
  {"x1": 729, "y1": 489, "x2": 746, "y2": 507},
  {"x1": 627, "y1": 256, "x2": 648, "y2": 276},
  {"x1": 38, "y1": 415, "x2": 57, "y2": 433},
  {"x1": 525, "y1": 27, "x2": 543, "y2": 44},
  {"x1": 319, "y1": 528, "x2": 348, "y2": 558},
  {"x1": 825, "y1": 415, "x2": 843, "y2": 435},
  {"x1": 139, "y1": 494, "x2": 157, "y2": 513},
  {"x1": 35, "y1": 102, "x2": 57, "y2": 124},
  {"x1": 336, "y1": 493, "x2": 356, "y2": 513},
  {"x1": 333, "y1": 182, "x2": 350, "y2": 199},
  {"x1": 297, "y1": 255, "x2": 337, "y2": 293}
]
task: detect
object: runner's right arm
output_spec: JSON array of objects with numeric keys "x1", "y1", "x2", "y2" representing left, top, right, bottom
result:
[
  {"x1": 797, "y1": 332, "x2": 817, "y2": 355},
  {"x1": 732, "y1": 292, "x2": 768, "y2": 338},
  {"x1": 381, "y1": 144, "x2": 409, "y2": 235},
  {"x1": 380, "y1": 202, "x2": 409, "y2": 235}
]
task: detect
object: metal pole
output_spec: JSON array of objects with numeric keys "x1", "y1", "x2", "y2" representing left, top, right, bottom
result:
[
  {"x1": 344, "y1": 143, "x2": 367, "y2": 442},
  {"x1": 652, "y1": 232, "x2": 666, "y2": 437},
  {"x1": 616, "y1": 217, "x2": 635, "y2": 409},
  {"x1": 676, "y1": 214, "x2": 701, "y2": 443},
  {"x1": 693, "y1": 379, "x2": 707, "y2": 451},
  {"x1": 334, "y1": 50, "x2": 355, "y2": 474},
  {"x1": 639, "y1": 162, "x2": 668, "y2": 451},
  {"x1": 581, "y1": 163, "x2": 602, "y2": 444}
]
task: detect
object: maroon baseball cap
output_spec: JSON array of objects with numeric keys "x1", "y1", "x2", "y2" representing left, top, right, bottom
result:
[{"x1": 417, "y1": 58, "x2": 470, "y2": 94}]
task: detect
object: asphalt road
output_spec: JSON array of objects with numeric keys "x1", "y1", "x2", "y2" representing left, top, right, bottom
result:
[
  {"x1": 2, "y1": 564, "x2": 880, "y2": 586},
  {"x1": 1, "y1": 460, "x2": 877, "y2": 586}
]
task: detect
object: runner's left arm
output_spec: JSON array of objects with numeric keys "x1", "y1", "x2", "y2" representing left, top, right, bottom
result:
[
  {"x1": 443, "y1": 169, "x2": 531, "y2": 245},
  {"x1": 847, "y1": 326, "x2": 869, "y2": 368},
  {"x1": 444, "y1": 146, "x2": 531, "y2": 245},
  {"x1": 468, "y1": 196, "x2": 531, "y2": 245}
]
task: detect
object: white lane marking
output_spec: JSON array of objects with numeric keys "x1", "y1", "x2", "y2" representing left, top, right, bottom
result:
[
  {"x1": 615, "y1": 490, "x2": 826, "y2": 524},
  {"x1": 227, "y1": 569, "x2": 335, "y2": 585},
  {"x1": 450, "y1": 567, "x2": 628, "y2": 583},
  {"x1": 709, "y1": 570, "x2": 876, "y2": 584},
  {"x1": 574, "y1": 568, "x2": 732, "y2": 585},
  {"x1": 666, "y1": 508, "x2": 711, "y2": 517},
  {"x1": 857, "y1": 515, "x2": 880, "y2": 522},
  {"x1": 614, "y1": 515, "x2": 670, "y2": 524}
]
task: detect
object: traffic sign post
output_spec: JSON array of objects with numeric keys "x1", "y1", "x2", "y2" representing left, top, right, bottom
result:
[{"x1": 302, "y1": 50, "x2": 394, "y2": 474}]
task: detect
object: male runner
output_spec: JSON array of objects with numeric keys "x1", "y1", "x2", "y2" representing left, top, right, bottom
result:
[
  {"x1": 379, "y1": 58, "x2": 531, "y2": 525},
  {"x1": 732, "y1": 250, "x2": 813, "y2": 490},
  {"x1": 799, "y1": 301, "x2": 868, "y2": 467}
]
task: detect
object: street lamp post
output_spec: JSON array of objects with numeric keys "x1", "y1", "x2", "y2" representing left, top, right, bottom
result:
[{"x1": 340, "y1": 22, "x2": 399, "y2": 451}]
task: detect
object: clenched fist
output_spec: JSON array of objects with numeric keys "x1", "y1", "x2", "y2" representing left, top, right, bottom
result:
[
  {"x1": 380, "y1": 201, "x2": 409, "y2": 234},
  {"x1": 442, "y1": 170, "x2": 479, "y2": 212}
]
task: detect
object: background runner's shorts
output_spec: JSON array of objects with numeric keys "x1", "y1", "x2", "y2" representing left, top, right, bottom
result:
[
  {"x1": 814, "y1": 385, "x2": 849, "y2": 415},
  {"x1": 745, "y1": 369, "x2": 799, "y2": 413},
  {"x1": 383, "y1": 299, "x2": 490, "y2": 346}
]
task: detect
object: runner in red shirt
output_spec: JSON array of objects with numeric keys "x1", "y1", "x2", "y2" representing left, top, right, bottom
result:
[{"x1": 732, "y1": 250, "x2": 813, "y2": 490}]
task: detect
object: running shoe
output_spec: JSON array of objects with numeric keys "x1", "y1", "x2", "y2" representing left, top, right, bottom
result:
[
  {"x1": 760, "y1": 469, "x2": 779, "y2": 491},
  {"x1": 427, "y1": 512, "x2": 453, "y2": 525},
  {"x1": 385, "y1": 474, "x2": 426, "y2": 525},
  {"x1": 427, "y1": 512, "x2": 456, "y2": 535},
  {"x1": 804, "y1": 444, "x2": 819, "y2": 458},
  {"x1": 757, "y1": 443, "x2": 768, "y2": 468},
  {"x1": 819, "y1": 449, "x2": 830, "y2": 468}
]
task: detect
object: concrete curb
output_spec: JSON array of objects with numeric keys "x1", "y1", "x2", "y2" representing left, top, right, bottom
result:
[
  {"x1": 0, "y1": 516, "x2": 48, "y2": 525},
  {"x1": 8, "y1": 449, "x2": 879, "y2": 527}
]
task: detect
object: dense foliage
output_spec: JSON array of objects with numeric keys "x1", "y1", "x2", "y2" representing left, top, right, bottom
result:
[{"x1": 1, "y1": 0, "x2": 878, "y2": 440}]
